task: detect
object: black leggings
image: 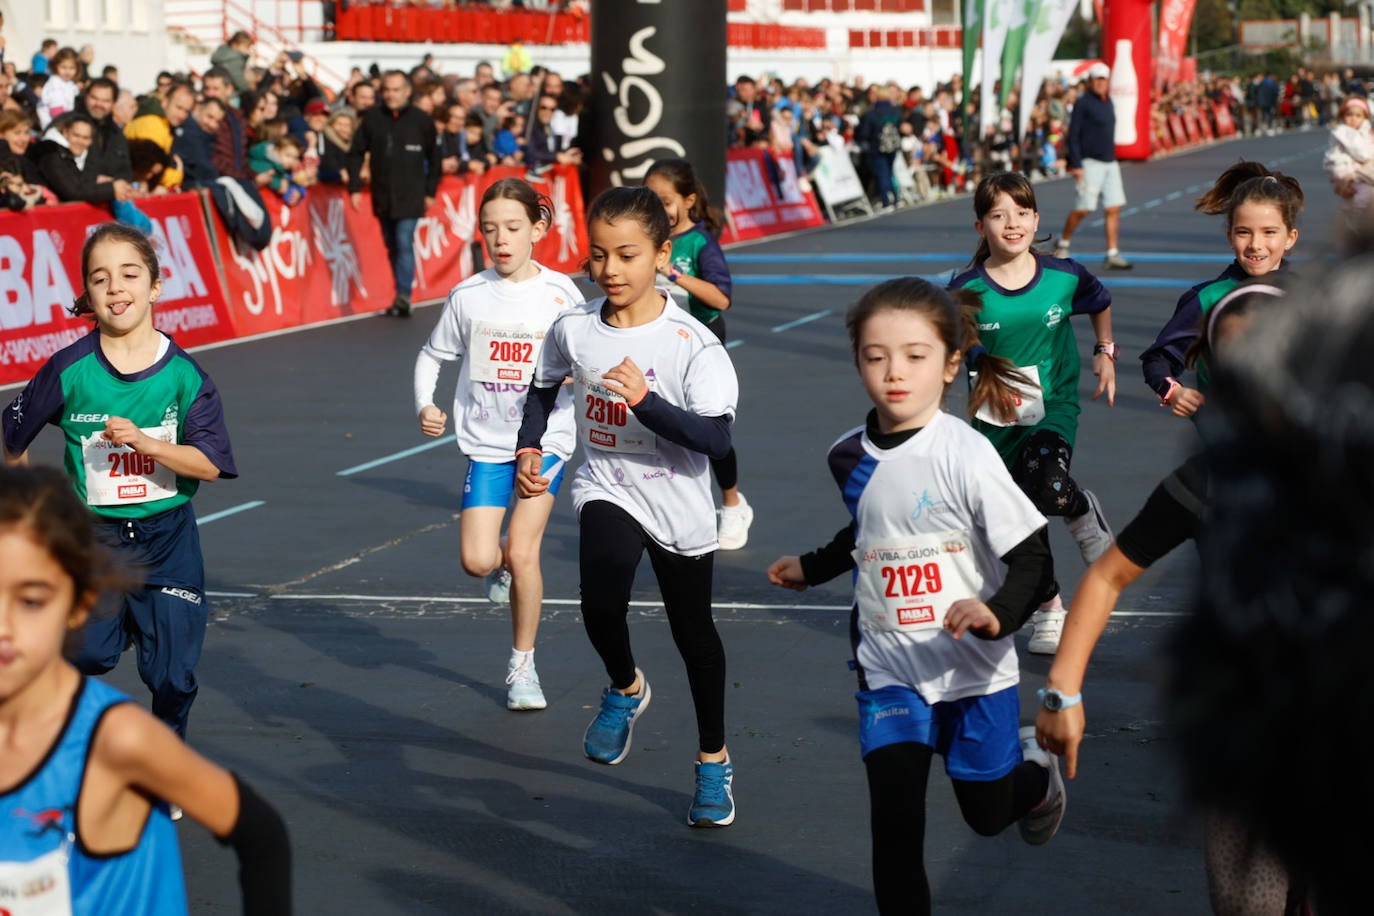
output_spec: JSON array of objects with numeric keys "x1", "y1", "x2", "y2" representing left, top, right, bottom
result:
[
  {"x1": 1010, "y1": 429, "x2": 1089, "y2": 519},
  {"x1": 578, "y1": 500, "x2": 727, "y2": 753},
  {"x1": 864, "y1": 742, "x2": 1047, "y2": 916}
]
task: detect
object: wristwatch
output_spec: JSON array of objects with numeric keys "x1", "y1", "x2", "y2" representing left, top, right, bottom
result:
[
  {"x1": 1092, "y1": 341, "x2": 1119, "y2": 361},
  {"x1": 1037, "y1": 687, "x2": 1083, "y2": 712}
]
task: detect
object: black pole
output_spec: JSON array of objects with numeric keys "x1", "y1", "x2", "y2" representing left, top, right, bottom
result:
[{"x1": 589, "y1": 1, "x2": 727, "y2": 208}]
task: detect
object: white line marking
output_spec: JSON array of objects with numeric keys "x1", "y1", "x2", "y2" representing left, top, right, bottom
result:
[
  {"x1": 206, "y1": 591, "x2": 260, "y2": 598},
  {"x1": 772, "y1": 310, "x2": 832, "y2": 333},
  {"x1": 196, "y1": 501, "x2": 265, "y2": 525},
  {"x1": 337, "y1": 438, "x2": 449, "y2": 476},
  {"x1": 261, "y1": 592, "x2": 1188, "y2": 616}
]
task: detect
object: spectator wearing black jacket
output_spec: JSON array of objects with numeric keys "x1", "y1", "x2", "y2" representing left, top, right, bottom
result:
[
  {"x1": 173, "y1": 98, "x2": 226, "y2": 189},
  {"x1": 79, "y1": 77, "x2": 132, "y2": 182},
  {"x1": 525, "y1": 93, "x2": 582, "y2": 170},
  {"x1": 32, "y1": 112, "x2": 134, "y2": 204},
  {"x1": 346, "y1": 70, "x2": 441, "y2": 317}
]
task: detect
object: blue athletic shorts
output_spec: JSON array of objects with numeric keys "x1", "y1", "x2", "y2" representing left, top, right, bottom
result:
[
  {"x1": 462, "y1": 454, "x2": 565, "y2": 509},
  {"x1": 856, "y1": 683, "x2": 1022, "y2": 781}
]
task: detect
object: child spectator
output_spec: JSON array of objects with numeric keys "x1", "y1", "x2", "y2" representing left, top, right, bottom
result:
[
  {"x1": 37, "y1": 46, "x2": 79, "y2": 129},
  {"x1": 249, "y1": 132, "x2": 308, "y2": 206},
  {"x1": 464, "y1": 110, "x2": 497, "y2": 170},
  {"x1": 128, "y1": 137, "x2": 172, "y2": 192},
  {"x1": 1324, "y1": 96, "x2": 1374, "y2": 222},
  {"x1": 493, "y1": 113, "x2": 524, "y2": 165}
]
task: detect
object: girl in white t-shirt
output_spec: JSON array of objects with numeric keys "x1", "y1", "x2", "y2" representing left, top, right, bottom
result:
[
  {"x1": 516, "y1": 186, "x2": 740, "y2": 828},
  {"x1": 766, "y1": 277, "x2": 1066, "y2": 914},
  {"x1": 414, "y1": 177, "x2": 584, "y2": 712},
  {"x1": 38, "y1": 47, "x2": 81, "y2": 130}
]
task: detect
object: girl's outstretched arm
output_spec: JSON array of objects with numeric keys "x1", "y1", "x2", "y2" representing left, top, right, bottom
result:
[
  {"x1": 93, "y1": 704, "x2": 292, "y2": 914},
  {"x1": 1035, "y1": 545, "x2": 1144, "y2": 780}
]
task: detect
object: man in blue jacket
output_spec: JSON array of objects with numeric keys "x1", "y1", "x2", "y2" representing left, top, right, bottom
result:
[{"x1": 1053, "y1": 63, "x2": 1132, "y2": 270}]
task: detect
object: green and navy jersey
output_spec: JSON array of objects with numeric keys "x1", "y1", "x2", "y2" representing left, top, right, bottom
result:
[
  {"x1": 1140, "y1": 260, "x2": 1266, "y2": 397},
  {"x1": 948, "y1": 253, "x2": 1111, "y2": 466},
  {"x1": 3, "y1": 330, "x2": 237, "y2": 519},
  {"x1": 667, "y1": 221, "x2": 732, "y2": 326}
]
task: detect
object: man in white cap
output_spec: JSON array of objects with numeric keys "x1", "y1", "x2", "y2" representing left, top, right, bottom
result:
[{"x1": 1054, "y1": 62, "x2": 1131, "y2": 270}]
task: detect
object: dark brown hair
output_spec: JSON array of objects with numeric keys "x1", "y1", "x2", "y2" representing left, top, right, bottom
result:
[
  {"x1": 645, "y1": 158, "x2": 721, "y2": 236},
  {"x1": 69, "y1": 223, "x2": 160, "y2": 319},
  {"x1": 971, "y1": 171, "x2": 1049, "y2": 265},
  {"x1": 480, "y1": 176, "x2": 553, "y2": 225},
  {"x1": 0, "y1": 464, "x2": 134, "y2": 620},
  {"x1": 586, "y1": 185, "x2": 671, "y2": 249},
  {"x1": 1195, "y1": 160, "x2": 1304, "y2": 231},
  {"x1": 845, "y1": 277, "x2": 1034, "y2": 424}
]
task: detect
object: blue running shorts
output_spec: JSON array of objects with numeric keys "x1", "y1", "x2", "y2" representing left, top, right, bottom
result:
[
  {"x1": 462, "y1": 455, "x2": 565, "y2": 509},
  {"x1": 856, "y1": 683, "x2": 1022, "y2": 781}
]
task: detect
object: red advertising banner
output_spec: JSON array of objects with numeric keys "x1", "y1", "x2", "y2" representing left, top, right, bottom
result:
[
  {"x1": 0, "y1": 194, "x2": 236, "y2": 386},
  {"x1": 207, "y1": 166, "x2": 589, "y2": 338},
  {"x1": 1103, "y1": 0, "x2": 1154, "y2": 160},
  {"x1": 720, "y1": 148, "x2": 825, "y2": 243},
  {"x1": 1157, "y1": 0, "x2": 1199, "y2": 90}
]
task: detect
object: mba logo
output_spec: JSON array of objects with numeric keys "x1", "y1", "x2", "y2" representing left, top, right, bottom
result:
[{"x1": 898, "y1": 605, "x2": 936, "y2": 626}]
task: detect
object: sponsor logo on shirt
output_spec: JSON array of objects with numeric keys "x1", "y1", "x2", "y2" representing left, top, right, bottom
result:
[
  {"x1": 1043, "y1": 304, "x2": 1065, "y2": 328},
  {"x1": 160, "y1": 587, "x2": 203, "y2": 604},
  {"x1": 897, "y1": 605, "x2": 936, "y2": 626},
  {"x1": 978, "y1": 322, "x2": 1001, "y2": 331},
  {"x1": 69, "y1": 413, "x2": 111, "y2": 423}
]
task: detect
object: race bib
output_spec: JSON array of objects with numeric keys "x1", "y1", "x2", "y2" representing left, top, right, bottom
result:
[
  {"x1": 973, "y1": 364, "x2": 1045, "y2": 427},
  {"x1": 0, "y1": 847, "x2": 74, "y2": 915},
  {"x1": 470, "y1": 320, "x2": 543, "y2": 385},
  {"x1": 573, "y1": 362, "x2": 656, "y2": 454},
  {"x1": 81, "y1": 426, "x2": 177, "y2": 507},
  {"x1": 852, "y1": 531, "x2": 984, "y2": 633}
]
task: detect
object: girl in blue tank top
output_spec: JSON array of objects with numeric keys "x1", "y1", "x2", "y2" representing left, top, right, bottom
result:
[{"x1": 0, "y1": 465, "x2": 291, "y2": 915}]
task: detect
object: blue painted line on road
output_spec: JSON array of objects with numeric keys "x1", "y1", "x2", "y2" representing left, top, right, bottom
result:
[
  {"x1": 337, "y1": 438, "x2": 449, "y2": 477},
  {"x1": 738, "y1": 274, "x2": 1199, "y2": 289},
  {"x1": 197, "y1": 501, "x2": 265, "y2": 526},
  {"x1": 726, "y1": 339, "x2": 745, "y2": 349},
  {"x1": 771, "y1": 309, "x2": 833, "y2": 331}
]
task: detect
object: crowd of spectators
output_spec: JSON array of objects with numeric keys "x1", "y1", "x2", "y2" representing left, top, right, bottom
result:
[{"x1": 0, "y1": 7, "x2": 1347, "y2": 222}]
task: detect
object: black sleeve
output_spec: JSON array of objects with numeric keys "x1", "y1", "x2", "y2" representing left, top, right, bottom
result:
[
  {"x1": 216, "y1": 774, "x2": 291, "y2": 916},
  {"x1": 1116, "y1": 456, "x2": 1207, "y2": 569},
  {"x1": 798, "y1": 522, "x2": 857, "y2": 586},
  {"x1": 516, "y1": 383, "x2": 561, "y2": 454},
  {"x1": 344, "y1": 118, "x2": 369, "y2": 193},
  {"x1": 423, "y1": 118, "x2": 441, "y2": 197},
  {"x1": 979, "y1": 526, "x2": 1055, "y2": 639},
  {"x1": 629, "y1": 390, "x2": 732, "y2": 459}
]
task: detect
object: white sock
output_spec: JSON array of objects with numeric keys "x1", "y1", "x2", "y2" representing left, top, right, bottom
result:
[
  {"x1": 510, "y1": 648, "x2": 533, "y2": 666},
  {"x1": 1107, "y1": 247, "x2": 1119, "y2": 257},
  {"x1": 1038, "y1": 594, "x2": 1065, "y2": 613}
]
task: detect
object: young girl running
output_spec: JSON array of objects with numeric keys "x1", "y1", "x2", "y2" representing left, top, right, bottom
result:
[
  {"x1": 1036, "y1": 281, "x2": 1303, "y2": 914},
  {"x1": 948, "y1": 172, "x2": 1116, "y2": 655},
  {"x1": 0, "y1": 464, "x2": 290, "y2": 915},
  {"x1": 644, "y1": 158, "x2": 753, "y2": 550},
  {"x1": 766, "y1": 277, "x2": 1065, "y2": 916},
  {"x1": 515, "y1": 186, "x2": 739, "y2": 827},
  {"x1": 414, "y1": 177, "x2": 585, "y2": 711},
  {"x1": 1140, "y1": 161, "x2": 1301, "y2": 417},
  {"x1": 2, "y1": 223, "x2": 237, "y2": 741}
]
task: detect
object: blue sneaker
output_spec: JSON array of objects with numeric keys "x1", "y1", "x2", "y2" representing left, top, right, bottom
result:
[
  {"x1": 583, "y1": 669, "x2": 650, "y2": 765},
  {"x1": 688, "y1": 756, "x2": 735, "y2": 827}
]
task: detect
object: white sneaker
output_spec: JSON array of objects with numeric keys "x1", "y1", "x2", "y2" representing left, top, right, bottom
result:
[
  {"x1": 1027, "y1": 607, "x2": 1066, "y2": 655},
  {"x1": 505, "y1": 655, "x2": 547, "y2": 710},
  {"x1": 169, "y1": 804, "x2": 184, "y2": 822},
  {"x1": 1065, "y1": 488, "x2": 1113, "y2": 566},
  {"x1": 716, "y1": 494, "x2": 754, "y2": 551},
  {"x1": 1017, "y1": 726, "x2": 1066, "y2": 845},
  {"x1": 486, "y1": 566, "x2": 512, "y2": 605}
]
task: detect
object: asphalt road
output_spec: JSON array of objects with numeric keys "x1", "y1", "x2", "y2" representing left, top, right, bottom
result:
[{"x1": 11, "y1": 129, "x2": 1337, "y2": 914}]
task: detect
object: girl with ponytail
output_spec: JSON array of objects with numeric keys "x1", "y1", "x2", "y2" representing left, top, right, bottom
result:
[{"x1": 949, "y1": 171, "x2": 1118, "y2": 656}]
